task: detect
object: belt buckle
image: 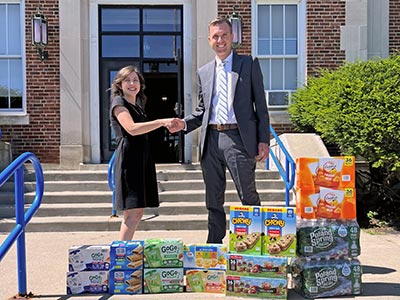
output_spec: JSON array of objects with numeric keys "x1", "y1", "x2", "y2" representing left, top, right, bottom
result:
[{"x1": 217, "y1": 124, "x2": 224, "y2": 131}]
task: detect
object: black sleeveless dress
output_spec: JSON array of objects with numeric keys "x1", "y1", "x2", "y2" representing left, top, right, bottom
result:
[{"x1": 110, "y1": 96, "x2": 159, "y2": 211}]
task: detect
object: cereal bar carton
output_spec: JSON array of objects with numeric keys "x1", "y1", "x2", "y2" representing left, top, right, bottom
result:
[
  {"x1": 66, "y1": 271, "x2": 108, "y2": 294},
  {"x1": 226, "y1": 275, "x2": 287, "y2": 299},
  {"x1": 185, "y1": 269, "x2": 226, "y2": 293},
  {"x1": 183, "y1": 243, "x2": 227, "y2": 270},
  {"x1": 109, "y1": 269, "x2": 143, "y2": 294},
  {"x1": 229, "y1": 206, "x2": 262, "y2": 255},
  {"x1": 261, "y1": 207, "x2": 296, "y2": 257},
  {"x1": 68, "y1": 244, "x2": 110, "y2": 271},
  {"x1": 144, "y1": 238, "x2": 184, "y2": 268},
  {"x1": 143, "y1": 268, "x2": 184, "y2": 293},
  {"x1": 110, "y1": 240, "x2": 144, "y2": 269},
  {"x1": 226, "y1": 253, "x2": 287, "y2": 278}
]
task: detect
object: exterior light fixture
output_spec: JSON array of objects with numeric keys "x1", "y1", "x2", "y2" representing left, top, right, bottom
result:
[
  {"x1": 230, "y1": 5, "x2": 242, "y2": 49},
  {"x1": 31, "y1": 8, "x2": 48, "y2": 61}
]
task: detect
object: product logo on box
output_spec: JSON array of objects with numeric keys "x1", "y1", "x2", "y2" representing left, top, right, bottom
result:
[
  {"x1": 231, "y1": 212, "x2": 252, "y2": 226},
  {"x1": 161, "y1": 245, "x2": 180, "y2": 254},
  {"x1": 90, "y1": 252, "x2": 105, "y2": 261},
  {"x1": 161, "y1": 269, "x2": 179, "y2": 278},
  {"x1": 89, "y1": 275, "x2": 103, "y2": 284},
  {"x1": 264, "y1": 213, "x2": 285, "y2": 228},
  {"x1": 315, "y1": 268, "x2": 338, "y2": 289},
  {"x1": 310, "y1": 228, "x2": 334, "y2": 248}
]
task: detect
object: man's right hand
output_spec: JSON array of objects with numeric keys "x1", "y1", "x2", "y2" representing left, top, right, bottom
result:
[{"x1": 167, "y1": 118, "x2": 185, "y2": 133}]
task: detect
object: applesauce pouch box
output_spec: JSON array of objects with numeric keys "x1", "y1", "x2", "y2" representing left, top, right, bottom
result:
[
  {"x1": 185, "y1": 269, "x2": 226, "y2": 293},
  {"x1": 143, "y1": 268, "x2": 184, "y2": 294},
  {"x1": 183, "y1": 243, "x2": 227, "y2": 270},
  {"x1": 144, "y1": 238, "x2": 184, "y2": 268},
  {"x1": 262, "y1": 207, "x2": 296, "y2": 257},
  {"x1": 110, "y1": 240, "x2": 144, "y2": 269},
  {"x1": 68, "y1": 245, "x2": 110, "y2": 271},
  {"x1": 109, "y1": 269, "x2": 143, "y2": 294},
  {"x1": 226, "y1": 253, "x2": 287, "y2": 278},
  {"x1": 66, "y1": 271, "x2": 108, "y2": 294},
  {"x1": 226, "y1": 275, "x2": 287, "y2": 299},
  {"x1": 229, "y1": 206, "x2": 262, "y2": 255}
]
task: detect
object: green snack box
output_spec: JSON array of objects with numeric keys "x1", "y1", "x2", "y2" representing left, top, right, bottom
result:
[
  {"x1": 144, "y1": 238, "x2": 184, "y2": 268},
  {"x1": 143, "y1": 268, "x2": 184, "y2": 294},
  {"x1": 185, "y1": 269, "x2": 226, "y2": 293}
]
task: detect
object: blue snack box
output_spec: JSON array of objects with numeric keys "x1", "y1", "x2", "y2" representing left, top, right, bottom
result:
[
  {"x1": 109, "y1": 269, "x2": 143, "y2": 294},
  {"x1": 110, "y1": 240, "x2": 144, "y2": 269}
]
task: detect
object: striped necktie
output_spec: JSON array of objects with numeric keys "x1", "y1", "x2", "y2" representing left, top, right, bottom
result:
[{"x1": 216, "y1": 61, "x2": 228, "y2": 124}]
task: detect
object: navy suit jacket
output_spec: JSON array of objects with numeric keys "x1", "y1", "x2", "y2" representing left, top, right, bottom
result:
[{"x1": 185, "y1": 52, "x2": 270, "y2": 158}]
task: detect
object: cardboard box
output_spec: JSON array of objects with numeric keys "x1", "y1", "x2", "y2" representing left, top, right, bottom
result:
[
  {"x1": 183, "y1": 243, "x2": 227, "y2": 270},
  {"x1": 143, "y1": 268, "x2": 184, "y2": 293},
  {"x1": 68, "y1": 245, "x2": 110, "y2": 271},
  {"x1": 229, "y1": 206, "x2": 263, "y2": 255},
  {"x1": 261, "y1": 207, "x2": 296, "y2": 257},
  {"x1": 144, "y1": 238, "x2": 184, "y2": 268},
  {"x1": 185, "y1": 269, "x2": 226, "y2": 293},
  {"x1": 110, "y1": 240, "x2": 144, "y2": 269},
  {"x1": 109, "y1": 269, "x2": 143, "y2": 294},
  {"x1": 226, "y1": 275, "x2": 287, "y2": 299},
  {"x1": 226, "y1": 253, "x2": 287, "y2": 278},
  {"x1": 66, "y1": 271, "x2": 108, "y2": 294}
]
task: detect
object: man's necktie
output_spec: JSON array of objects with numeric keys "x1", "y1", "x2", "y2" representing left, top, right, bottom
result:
[{"x1": 216, "y1": 61, "x2": 228, "y2": 124}]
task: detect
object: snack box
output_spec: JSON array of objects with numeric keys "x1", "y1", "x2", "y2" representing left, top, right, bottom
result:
[
  {"x1": 229, "y1": 206, "x2": 263, "y2": 255},
  {"x1": 110, "y1": 240, "x2": 144, "y2": 269},
  {"x1": 296, "y1": 156, "x2": 355, "y2": 190},
  {"x1": 143, "y1": 268, "x2": 184, "y2": 294},
  {"x1": 185, "y1": 269, "x2": 226, "y2": 293},
  {"x1": 144, "y1": 238, "x2": 184, "y2": 268},
  {"x1": 183, "y1": 243, "x2": 227, "y2": 270},
  {"x1": 226, "y1": 275, "x2": 287, "y2": 299},
  {"x1": 261, "y1": 207, "x2": 296, "y2": 257},
  {"x1": 66, "y1": 271, "x2": 108, "y2": 294},
  {"x1": 109, "y1": 269, "x2": 143, "y2": 294},
  {"x1": 226, "y1": 253, "x2": 287, "y2": 278},
  {"x1": 68, "y1": 244, "x2": 110, "y2": 271}
]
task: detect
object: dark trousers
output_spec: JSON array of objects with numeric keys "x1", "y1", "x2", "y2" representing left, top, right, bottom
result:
[{"x1": 201, "y1": 128, "x2": 261, "y2": 244}]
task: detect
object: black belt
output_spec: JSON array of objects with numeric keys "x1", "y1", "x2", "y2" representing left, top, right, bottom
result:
[{"x1": 208, "y1": 124, "x2": 238, "y2": 131}]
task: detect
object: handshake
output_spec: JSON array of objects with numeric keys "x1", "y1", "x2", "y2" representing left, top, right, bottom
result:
[{"x1": 162, "y1": 118, "x2": 185, "y2": 133}]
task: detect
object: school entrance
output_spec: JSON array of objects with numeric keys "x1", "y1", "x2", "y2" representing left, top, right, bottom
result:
[{"x1": 98, "y1": 5, "x2": 184, "y2": 163}]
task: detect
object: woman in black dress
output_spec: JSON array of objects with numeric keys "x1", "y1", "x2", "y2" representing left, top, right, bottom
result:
[{"x1": 110, "y1": 66, "x2": 173, "y2": 240}]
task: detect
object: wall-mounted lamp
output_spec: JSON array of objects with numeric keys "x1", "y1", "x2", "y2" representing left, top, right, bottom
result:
[
  {"x1": 230, "y1": 5, "x2": 242, "y2": 49},
  {"x1": 31, "y1": 8, "x2": 48, "y2": 61}
]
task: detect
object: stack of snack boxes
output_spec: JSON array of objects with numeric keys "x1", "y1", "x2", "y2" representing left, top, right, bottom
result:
[
  {"x1": 66, "y1": 245, "x2": 110, "y2": 294},
  {"x1": 293, "y1": 156, "x2": 362, "y2": 298},
  {"x1": 226, "y1": 205, "x2": 296, "y2": 299}
]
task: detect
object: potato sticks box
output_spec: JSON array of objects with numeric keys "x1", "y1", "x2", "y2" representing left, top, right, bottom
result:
[
  {"x1": 143, "y1": 268, "x2": 184, "y2": 293},
  {"x1": 185, "y1": 269, "x2": 226, "y2": 293},
  {"x1": 183, "y1": 243, "x2": 227, "y2": 270},
  {"x1": 144, "y1": 238, "x2": 184, "y2": 268},
  {"x1": 226, "y1": 253, "x2": 287, "y2": 278},
  {"x1": 109, "y1": 269, "x2": 143, "y2": 294},
  {"x1": 226, "y1": 275, "x2": 287, "y2": 299},
  {"x1": 68, "y1": 245, "x2": 110, "y2": 271},
  {"x1": 66, "y1": 271, "x2": 108, "y2": 294},
  {"x1": 110, "y1": 240, "x2": 144, "y2": 269},
  {"x1": 229, "y1": 206, "x2": 262, "y2": 255},
  {"x1": 261, "y1": 207, "x2": 296, "y2": 257}
]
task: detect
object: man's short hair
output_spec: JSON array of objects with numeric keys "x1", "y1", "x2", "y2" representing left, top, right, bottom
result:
[{"x1": 208, "y1": 17, "x2": 232, "y2": 33}]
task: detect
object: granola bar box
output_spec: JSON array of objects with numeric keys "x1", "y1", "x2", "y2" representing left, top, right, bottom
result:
[
  {"x1": 226, "y1": 253, "x2": 287, "y2": 278},
  {"x1": 68, "y1": 244, "x2": 110, "y2": 271},
  {"x1": 183, "y1": 243, "x2": 227, "y2": 270},
  {"x1": 261, "y1": 207, "x2": 296, "y2": 257},
  {"x1": 229, "y1": 206, "x2": 263, "y2": 255},
  {"x1": 185, "y1": 269, "x2": 226, "y2": 293},
  {"x1": 143, "y1": 268, "x2": 184, "y2": 294},
  {"x1": 66, "y1": 271, "x2": 108, "y2": 294},
  {"x1": 144, "y1": 238, "x2": 184, "y2": 268},
  {"x1": 226, "y1": 275, "x2": 287, "y2": 299},
  {"x1": 109, "y1": 269, "x2": 143, "y2": 294},
  {"x1": 110, "y1": 240, "x2": 144, "y2": 270}
]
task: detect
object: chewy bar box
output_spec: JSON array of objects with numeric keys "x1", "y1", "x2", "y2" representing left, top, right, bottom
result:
[
  {"x1": 109, "y1": 269, "x2": 143, "y2": 294},
  {"x1": 226, "y1": 275, "x2": 287, "y2": 299},
  {"x1": 226, "y1": 253, "x2": 287, "y2": 278},
  {"x1": 110, "y1": 240, "x2": 144, "y2": 269},
  {"x1": 68, "y1": 244, "x2": 110, "y2": 271},
  {"x1": 185, "y1": 269, "x2": 226, "y2": 293},
  {"x1": 143, "y1": 268, "x2": 184, "y2": 293},
  {"x1": 144, "y1": 238, "x2": 184, "y2": 268},
  {"x1": 183, "y1": 243, "x2": 227, "y2": 270},
  {"x1": 229, "y1": 206, "x2": 262, "y2": 255},
  {"x1": 66, "y1": 271, "x2": 108, "y2": 294},
  {"x1": 296, "y1": 156, "x2": 355, "y2": 190},
  {"x1": 262, "y1": 207, "x2": 296, "y2": 257}
]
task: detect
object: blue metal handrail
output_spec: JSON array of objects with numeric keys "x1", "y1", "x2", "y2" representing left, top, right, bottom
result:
[
  {"x1": 107, "y1": 150, "x2": 117, "y2": 216},
  {"x1": 266, "y1": 125, "x2": 296, "y2": 207},
  {"x1": 0, "y1": 152, "x2": 44, "y2": 296}
]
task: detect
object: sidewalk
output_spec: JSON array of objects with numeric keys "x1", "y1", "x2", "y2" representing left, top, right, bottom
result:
[{"x1": 1, "y1": 229, "x2": 399, "y2": 300}]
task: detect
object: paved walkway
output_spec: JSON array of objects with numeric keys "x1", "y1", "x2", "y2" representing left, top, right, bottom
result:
[{"x1": 1, "y1": 230, "x2": 399, "y2": 300}]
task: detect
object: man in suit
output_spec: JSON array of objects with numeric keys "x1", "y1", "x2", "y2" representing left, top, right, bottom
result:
[{"x1": 170, "y1": 17, "x2": 270, "y2": 243}]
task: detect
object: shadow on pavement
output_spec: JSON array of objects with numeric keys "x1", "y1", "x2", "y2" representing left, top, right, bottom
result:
[
  {"x1": 361, "y1": 282, "x2": 400, "y2": 297},
  {"x1": 362, "y1": 265, "x2": 396, "y2": 274}
]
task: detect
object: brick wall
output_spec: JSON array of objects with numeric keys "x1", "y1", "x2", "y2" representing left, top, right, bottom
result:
[
  {"x1": 2, "y1": 0, "x2": 60, "y2": 163},
  {"x1": 389, "y1": 0, "x2": 400, "y2": 53}
]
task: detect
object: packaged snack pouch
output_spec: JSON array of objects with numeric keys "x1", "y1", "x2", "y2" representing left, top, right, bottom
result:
[{"x1": 185, "y1": 269, "x2": 226, "y2": 293}]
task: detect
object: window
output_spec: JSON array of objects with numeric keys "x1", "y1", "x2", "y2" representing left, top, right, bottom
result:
[
  {"x1": 0, "y1": 2, "x2": 24, "y2": 113},
  {"x1": 255, "y1": 2, "x2": 302, "y2": 108}
]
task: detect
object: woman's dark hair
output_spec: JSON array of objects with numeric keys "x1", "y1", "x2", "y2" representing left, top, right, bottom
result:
[{"x1": 110, "y1": 65, "x2": 147, "y2": 108}]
